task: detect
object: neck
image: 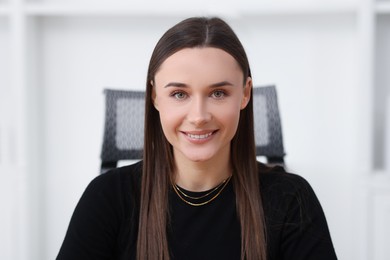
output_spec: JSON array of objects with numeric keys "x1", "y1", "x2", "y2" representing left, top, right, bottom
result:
[{"x1": 173, "y1": 151, "x2": 232, "y2": 192}]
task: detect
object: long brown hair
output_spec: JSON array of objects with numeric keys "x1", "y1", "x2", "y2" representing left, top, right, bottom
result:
[{"x1": 137, "y1": 17, "x2": 267, "y2": 260}]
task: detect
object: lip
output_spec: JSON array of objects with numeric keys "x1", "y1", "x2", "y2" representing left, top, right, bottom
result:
[{"x1": 181, "y1": 130, "x2": 218, "y2": 142}]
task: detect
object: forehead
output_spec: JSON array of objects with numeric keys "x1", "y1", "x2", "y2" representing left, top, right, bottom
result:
[{"x1": 156, "y1": 47, "x2": 242, "y2": 78}]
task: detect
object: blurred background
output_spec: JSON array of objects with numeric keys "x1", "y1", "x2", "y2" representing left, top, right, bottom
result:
[{"x1": 1, "y1": 0, "x2": 389, "y2": 259}]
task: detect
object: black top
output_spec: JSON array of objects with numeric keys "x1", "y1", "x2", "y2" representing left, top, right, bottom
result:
[{"x1": 57, "y1": 161, "x2": 337, "y2": 260}]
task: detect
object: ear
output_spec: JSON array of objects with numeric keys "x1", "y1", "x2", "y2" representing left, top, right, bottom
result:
[
  {"x1": 151, "y1": 80, "x2": 159, "y2": 111},
  {"x1": 240, "y1": 77, "x2": 252, "y2": 110}
]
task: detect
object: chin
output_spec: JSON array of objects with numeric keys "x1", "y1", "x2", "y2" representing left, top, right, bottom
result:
[
  {"x1": 174, "y1": 145, "x2": 226, "y2": 163},
  {"x1": 189, "y1": 158, "x2": 210, "y2": 163},
  {"x1": 183, "y1": 152, "x2": 215, "y2": 163}
]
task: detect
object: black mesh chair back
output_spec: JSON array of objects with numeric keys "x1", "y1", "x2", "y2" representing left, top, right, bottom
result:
[
  {"x1": 100, "y1": 89, "x2": 145, "y2": 174},
  {"x1": 252, "y1": 85, "x2": 285, "y2": 165},
  {"x1": 100, "y1": 86, "x2": 285, "y2": 173}
]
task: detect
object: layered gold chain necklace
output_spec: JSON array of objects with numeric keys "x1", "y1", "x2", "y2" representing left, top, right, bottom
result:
[{"x1": 172, "y1": 175, "x2": 232, "y2": 206}]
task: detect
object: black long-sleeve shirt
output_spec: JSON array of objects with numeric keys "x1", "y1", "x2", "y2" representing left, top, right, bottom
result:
[{"x1": 57, "y1": 161, "x2": 337, "y2": 259}]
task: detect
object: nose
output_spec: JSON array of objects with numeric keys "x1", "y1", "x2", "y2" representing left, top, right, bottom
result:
[{"x1": 187, "y1": 96, "x2": 211, "y2": 126}]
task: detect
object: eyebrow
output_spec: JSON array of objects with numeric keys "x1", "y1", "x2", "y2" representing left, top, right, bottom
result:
[
  {"x1": 164, "y1": 81, "x2": 234, "y2": 88},
  {"x1": 164, "y1": 82, "x2": 187, "y2": 88}
]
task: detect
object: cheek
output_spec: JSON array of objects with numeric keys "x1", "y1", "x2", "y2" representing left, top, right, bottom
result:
[
  {"x1": 217, "y1": 106, "x2": 241, "y2": 129},
  {"x1": 154, "y1": 96, "x2": 174, "y2": 124},
  {"x1": 158, "y1": 106, "x2": 182, "y2": 132}
]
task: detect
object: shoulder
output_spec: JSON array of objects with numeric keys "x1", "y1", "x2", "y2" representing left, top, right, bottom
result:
[
  {"x1": 81, "y1": 161, "x2": 143, "y2": 206},
  {"x1": 57, "y1": 161, "x2": 143, "y2": 259},
  {"x1": 257, "y1": 161, "x2": 321, "y2": 219},
  {"x1": 68, "y1": 161, "x2": 143, "y2": 233},
  {"x1": 257, "y1": 163, "x2": 338, "y2": 259},
  {"x1": 258, "y1": 162, "x2": 311, "y2": 195},
  {"x1": 88, "y1": 161, "x2": 142, "y2": 192}
]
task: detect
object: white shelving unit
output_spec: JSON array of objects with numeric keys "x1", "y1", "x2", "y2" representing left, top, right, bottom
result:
[
  {"x1": 1, "y1": 0, "x2": 389, "y2": 259},
  {"x1": 239, "y1": 2, "x2": 357, "y2": 15},
  {"x1": 12, "y1": 2, "x2": 357, "y2": 16},
  {"x1": 370, "y1": 5, "x2": 390, "y2": 258},
  {"x1": 370, "y1": 173, "x2": 390, "y2": 260},
  {"x1": 376, "y1": 1, "x2": 390, "y2": 13}
]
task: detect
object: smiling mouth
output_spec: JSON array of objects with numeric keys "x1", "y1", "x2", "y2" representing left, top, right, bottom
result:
[{"x1": 185, "y1": 131, "x2": 216, "y2": 140}]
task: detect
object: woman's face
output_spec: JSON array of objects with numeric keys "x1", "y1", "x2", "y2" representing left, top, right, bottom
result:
[{"x1": 153, "y1": 47, "x2": 251, "y2": 164}]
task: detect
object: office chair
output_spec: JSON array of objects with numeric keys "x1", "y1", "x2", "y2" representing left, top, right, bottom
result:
[
  {"x1": 252, "y1": 86, "x2": 285, "y2": 165},
  {"x1": 100, "y1": 86, "x2": 285, "y2": 174},
  {"x1": 100, "y1": 89, "x2": 145, "y2": 174}
]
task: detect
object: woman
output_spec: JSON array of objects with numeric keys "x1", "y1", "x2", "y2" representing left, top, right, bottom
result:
[{"x1": 57, "y1": 17, "x2": 337, "y2": 260}]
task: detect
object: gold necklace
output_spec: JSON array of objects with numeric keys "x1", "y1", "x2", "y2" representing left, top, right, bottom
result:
[
  {"x1": 174, "y1": 178, "x2": 227, "y2": 200},
  {"x1": 172, "y1": 175, "x2": 232, "y2": 207}
]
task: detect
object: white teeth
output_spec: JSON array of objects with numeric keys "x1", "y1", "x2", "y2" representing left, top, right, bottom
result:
[{"x1": 187, "y1": 132, "x2": 213, "y2": 139}]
